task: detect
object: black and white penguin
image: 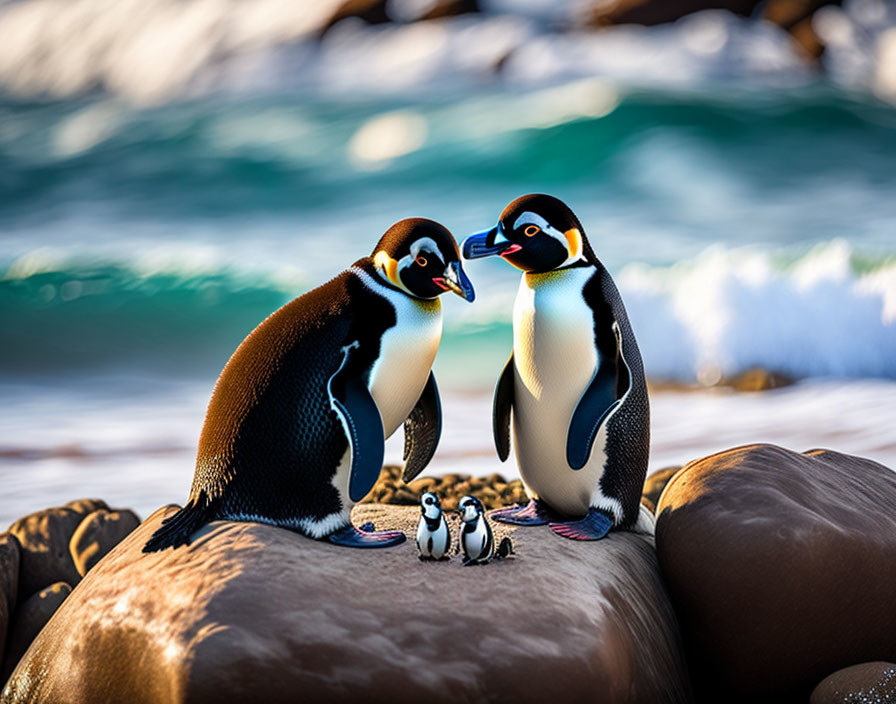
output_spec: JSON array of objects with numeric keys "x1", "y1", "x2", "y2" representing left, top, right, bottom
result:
[
  {"x1": 143, "y1": 218, "x2": 475, "y2": 552},
  {"x1": 461, "y1": 194, "x2": 650, "y2": 541},
  {"x1": 416, "y1": 492, "x2": 451, "y2": 561},
  {"x1": 458, "y1": 496, "x2": 513, "y2": 565}
]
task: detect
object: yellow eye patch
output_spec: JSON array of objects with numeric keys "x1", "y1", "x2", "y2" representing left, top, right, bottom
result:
[
  {"x1": 564, "y1": 228, "x2": 582, "y2": 260},
  {"x1": 374, "y1": 250, "x2": 401, "y2": 287}
]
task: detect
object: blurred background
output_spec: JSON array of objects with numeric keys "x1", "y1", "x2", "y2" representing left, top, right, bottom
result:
[{"x1": 1, "y1": 0, "x2": 895, "y2": 523}]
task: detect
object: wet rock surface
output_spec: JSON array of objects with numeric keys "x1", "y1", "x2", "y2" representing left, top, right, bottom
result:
[
  {"x1": 1, "y1": 582, "x2": 71, "y2": 682},
  {"x1": 656, "y1": 444, "x2": 896, "y2": 703},
  {"x1": 70, "y1": 509, "x2": 141, "y2": 577},
  {"x1": 1, "y1": 500, "x2": 140, "y2": 683},
  {"x1": 9, "y1": 507, "x2": 84, "y2": 602},
  {"x1": 3, "y1": 504, "x2": 691, "y2": 704},
  {"x1": 810, "y1": 661, "x2": 896, "y2": 704}
]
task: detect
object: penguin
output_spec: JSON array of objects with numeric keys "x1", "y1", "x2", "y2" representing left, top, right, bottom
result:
[
  {"x1": 143, "y1": 218, "x2": 475, "y2": 552},
  {"x1": 461, "y1": 194, "x2": 650, "y2": 541},
  {"x1": 416, "y1": 492, "x2": 451, "y2": 561},
  {"x1": 458, "y1": 495, "x2": 514, "y2": 566}
]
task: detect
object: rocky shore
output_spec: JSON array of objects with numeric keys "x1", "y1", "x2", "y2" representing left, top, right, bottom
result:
[{"x1": 2, "y1": 444, "x2": 895, "y2": 702}]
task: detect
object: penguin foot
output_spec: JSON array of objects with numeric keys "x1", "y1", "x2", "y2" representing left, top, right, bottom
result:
[
  {"x1": 549, "y1": 508, "x2": 614, "y2": 541},
  {"x1": 326, "y1": 524, "x2": 406, "y2": 548},
  {"x1": 490, "y1": 499, "x2": 559, "y2": 526}
]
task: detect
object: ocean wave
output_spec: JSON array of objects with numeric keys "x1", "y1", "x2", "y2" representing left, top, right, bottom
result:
[
  {"x1": 3, "y1": 87, "x2": 896, "y2": 232},
  {"x1": 618, "y1": 240, "x2": 896, "y2": 382},
  {"x1": 2, "y1": 240, "x2": 894, "y2": 382}
]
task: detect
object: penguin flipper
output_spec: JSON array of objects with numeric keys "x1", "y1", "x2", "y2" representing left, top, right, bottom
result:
[
  {"x1": 566, "y1": 322, "x2": 631, "y2": 470},
  {"x1": 493, "y1": 352, "x2": 515, "y2": 462},
  {"x1": 401, "y1": 372, "x2": 442, "y2": 483},
  {"x1": 549, "y1": 508, "x2": 614, "y2": 541},
  {"x1": 329, "y1": 343, "x2": 386, "y2": 503}
]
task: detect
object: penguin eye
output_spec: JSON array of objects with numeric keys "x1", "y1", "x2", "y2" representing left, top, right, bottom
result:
[
  {"x1": 415, "y1": 255, "x2": 428, "y2": 267},
  {"x1": 524, "y1": 225, "x2": 540, "y2": 237}
]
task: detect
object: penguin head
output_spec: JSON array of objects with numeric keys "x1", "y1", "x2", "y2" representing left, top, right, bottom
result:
[
  {"x1": 372, "y1": 218, "x2": 475, "y2": 302},
  {"x1": 421, "y1": 491, "x2": 442, "y2": 519},
  {"x1": 461, "y1": 194, "x2": 592, "y2": 273},
  {"x1": 457, "y1": 495, "x2": 484, "y2": 523}
]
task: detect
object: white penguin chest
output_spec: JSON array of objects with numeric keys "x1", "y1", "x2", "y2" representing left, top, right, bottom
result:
[
  {"x1": 416, "y1": 515, "x2": 450, "y2": 557},
  {"x1": 461, "y1": 517, "x2": 491, "y2": 560},
  {"x1": 367, "y1": 288, "x2": 442, "y2": 438},
  {"x1": 511, "y1": 268, "x2": 602, "y2": 515}
]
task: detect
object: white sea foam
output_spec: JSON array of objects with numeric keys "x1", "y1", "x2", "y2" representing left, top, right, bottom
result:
[
  {"x1": 1, "y1": 0, "x2": 895, "y2": 103},
  {"x1": 453, "y1": 239, "x2": 896, "y2": 383},
  {"x1": 619, "y1": 240, "x2": 896, "y2": 381}
]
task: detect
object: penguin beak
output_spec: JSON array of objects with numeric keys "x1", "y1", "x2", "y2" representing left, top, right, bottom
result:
[
  {"x1": 461, "y1": 225, "x2": 515, "y2": 259},
  {"x1": 437, "y1": 261, "x2": 475, "y2": 302}
]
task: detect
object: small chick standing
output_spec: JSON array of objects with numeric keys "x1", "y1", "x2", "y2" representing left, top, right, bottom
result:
[
  {"x1": 143, "y1": 218, "x2": 474, "y2": 552},
  {"x1": 416, "y1": 492, "x2": 451, "y2": 561},
  {"x1": 458, "y1": 496, "x2": 514, "y2": 566}
]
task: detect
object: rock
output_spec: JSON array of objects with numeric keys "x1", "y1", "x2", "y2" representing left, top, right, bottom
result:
[
  {"x1": 9, "y1": 507, "x2": 84, "y2": 601},
  {"x1": 722, "y1": 367, "x2": 795, "y2": 392},
  {"x1": 1, "y1": 582, "x2": 71, "y2": 682},
  {"x1": 656, "y1": 444, "x2": 896, "y2": 702},
  {"x1": 63, "y1": 499, "x2": 110, "y2": 516},
  {"x1": 641, "y1": 466, "x2": 681, "y2": 514},
  {"x1": 318, "y1": 0, "x2": 391, "y2": 37},
  {"x1": 69, "y1": 509, "x2": 141, "y2": 577},
  {"x1": 362, "y1": 466, "x2": 527, "y2": 511},
  {"x1": 811, "y1": 662, "x2": 896, "y2": 704},
  {"x1": 416, "y1": 0, "x2": 479, "y2": 22},
  {"x1": 587, "y1": 0, "x2": 762, "y2": 28},
  {"x1": 788, "y1": 16, "x2": 825, "y2": 59},
  {"x1": 3, "y1": 505, "x2": 691, "y2": 704},
  {"x1": 0, "y1": 533, "x2": 21, "y2": 666}
]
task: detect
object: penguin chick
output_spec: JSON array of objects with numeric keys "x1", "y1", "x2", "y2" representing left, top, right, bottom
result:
[
  {"x1": 458, "y1": 495, "x2": 514, "y2": 566},
  {"x1": 416, "y1": 491, "x2": 451, "y2": 561}
]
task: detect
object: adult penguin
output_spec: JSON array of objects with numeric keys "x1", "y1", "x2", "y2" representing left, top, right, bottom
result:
[
  {"x1": 144, "y1": 218, "x2": 475, "y2": 551},
  {"x1": 462, "y1": 194, "x2": 649, "y2": 540}
]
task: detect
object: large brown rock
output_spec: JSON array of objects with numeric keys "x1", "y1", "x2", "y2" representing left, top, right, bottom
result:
[
  {"x1": 1, "y1": 582, "x2": 71, "y2": 682},
  {"x1": 656, "y1": 444, "x2": 896, "y2": 703},
  {"x1": 811, "y1": 661, "x2": 896, "y2": 704},
  {"x1": 3, "y1": 505, "x2": 690, "y2": 704},
  {"x1": 0, "y1": 533, "x2": 20, "y2": 666},
  {"x1": 69, "y1": 509, "x2": 141, "y2": 577},
  {"x1": 9, "y1": 507, "x2": 84, "y2": 601}
]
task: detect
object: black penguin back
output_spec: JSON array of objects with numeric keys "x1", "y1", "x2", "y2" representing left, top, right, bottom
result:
[
  {"x1": 584, "y1": 261, "x2": 650, "y2": 528},
  {"x1": 144, "y1": 263, "x2": 395, "y2": 551}
]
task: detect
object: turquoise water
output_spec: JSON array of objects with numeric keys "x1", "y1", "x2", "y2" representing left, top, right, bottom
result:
[
  {"x1": 2, "y1": 84, "x2": 896, "y2": 520},
  {"x1": 2, "y1": 87, "x2": 895, "y2": 385}
]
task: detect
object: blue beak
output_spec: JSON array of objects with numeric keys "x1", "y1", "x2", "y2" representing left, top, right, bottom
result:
[
  {"x1": 444, "y1": 260, "x2": 475, "y2": 302},
  {"x1": 461, "y1": 225, "x2": 513, "y2": 259}
]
